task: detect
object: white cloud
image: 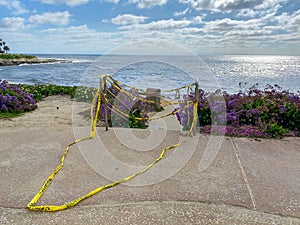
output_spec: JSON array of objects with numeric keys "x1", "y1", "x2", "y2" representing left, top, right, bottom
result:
[
  {"x1": 112, "y1": 14, "x2": 148, "y2": 25},
  {"x1": 204, "y1": 17, "x2": 263, "y2": 32},
  {"x1": 119, "y1": 19, "x2": 191, "y2": 30},
  {"x1": 237, "y1": 9, "x2": 258, "y2": 18},
  {"x1": 193, "y1": 15, "x2": 204, "y2": 23},
  {"x1": 0, "y1": 0, "x2": 28, "y2": 15},
  {"x1": 0, "y1": 17, "x2": 26, "y2": 31},
  {"x1": 36, "y1": 0, "x2": 90, "y2": 6},
  {"x1": 174, "y1": 8, "x2": 189, "y2": 17},
  {"x1": 224, "y1": 29, "x2": 272, "y2": 37},
  {"x1": 103, "y1": 0, "x2": 120, "y2": 3},
  {"x1": 102, "y1": 19, "x2": 110, "y2": 23},
  {"x1": 179, "y1": 0, "x2": 287, "y2": 12},
  {"x1": 29, "y1": 11, "x2": 71, "y2": 25},
  {"x1": 273, "y1": 10, "x2": 300, "y2": 32},
  {"x1": 128, "y1": 0, "x2": 168, "y2": 9},
  {"x1": 40, "y1": 25, "x2": 121, "y2": 53}
]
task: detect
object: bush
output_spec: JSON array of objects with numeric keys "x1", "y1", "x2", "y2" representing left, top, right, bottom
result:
[
  {"x1": 0, "y1": 80, "x2": 37, "y2": 117},
  {"x1": 0, "y1": 54, "x2": 37, "y2": 60},
  {"x1": 175, "y1": 84, "x2": 300, "y2": 138}
]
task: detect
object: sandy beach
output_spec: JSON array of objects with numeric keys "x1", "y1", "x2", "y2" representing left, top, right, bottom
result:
[{"x1": 1, "y1": 96, "x2": 300, "y2": 224}]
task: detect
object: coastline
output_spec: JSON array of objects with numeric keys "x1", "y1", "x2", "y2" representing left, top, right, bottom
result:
[{"x1": 0, "y1": 57, "x2": 69, "y2": 66}]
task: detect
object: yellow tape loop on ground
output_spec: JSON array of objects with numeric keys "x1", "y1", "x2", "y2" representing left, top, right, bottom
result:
[{"x1": 27, "y1": 75, "x2": 199, "y2": 212}]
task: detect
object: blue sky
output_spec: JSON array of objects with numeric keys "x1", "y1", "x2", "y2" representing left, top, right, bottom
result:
[{"x1": 0, "y1": 0, "x2": 299, "y2": 55}]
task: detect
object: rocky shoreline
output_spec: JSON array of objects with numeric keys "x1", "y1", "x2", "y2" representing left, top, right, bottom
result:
[{"x1": 0, "y1": 58, "x2": 69, "y2": 66}]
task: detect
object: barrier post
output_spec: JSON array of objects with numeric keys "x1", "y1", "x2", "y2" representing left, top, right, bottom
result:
[
  {"x1": 194, "y1": 82, "x2": 199, "y2": 135},
  {"x1": 103, "y1": 76, "x2": 109, "y2": 131}
]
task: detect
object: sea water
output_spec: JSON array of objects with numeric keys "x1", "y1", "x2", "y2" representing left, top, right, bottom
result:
[{"x1": 0, "y1": 54, "x2": 299, "y2": 94}]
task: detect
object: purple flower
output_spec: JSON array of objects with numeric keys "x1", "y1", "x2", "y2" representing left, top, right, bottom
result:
[
  {"x1": 175, "y1": 111, "x2": 181, "y2": 125},
  {"x1": 279, "y1": 106, "x2": 287, "y2": 113},
  {"x1": 228, "y1": 99, "x2": 238, "y2": 108},
  {"x1": 1, "y1": 104, "x2": 8, "y2": 111},
  {"x1": 227, "y1": 110, "x2": 238, "y2": 122},
  {"x1": 1, "y1": 96, "x2": 7, "y2": 105}
]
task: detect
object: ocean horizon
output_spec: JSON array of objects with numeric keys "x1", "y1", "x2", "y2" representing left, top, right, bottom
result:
[{"x1": 0, "y1": 54, "x2": 299, "y2": 94}]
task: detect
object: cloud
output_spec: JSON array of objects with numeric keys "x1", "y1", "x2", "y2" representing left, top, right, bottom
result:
[
  {"x1": 44, "y1": 25, "x2": 95, "y2": 37},
  {"x1": 273, "y1": 10, "x2": 300, "y2": 33},
  {"x1": 224, "y1": 29, "x2": 272, "y2": 37},
  {"x1": 193, "y1": 15, "x2": 204, "y2": 23},
  {"x1": 29, "y1": 11, "x2": 71, "y2": 25},
  {"x1": 119, "y1": 19, "x2": 191, "y2": 30},
  {"x1": 236, "y1": 9, "x2": 258, "y2": 18},
  {"x1": 112, "y1": 14, "x2": 148, "y2": 25},
  {"x1": 102, "y1": 19, "x2": 110, "y2": 23},
  {"x1": 40, "y1": 25, "x2": 121, "y2": 53},
  {"x1": 0, "y1": 0, "x2": 28, "y2": 15},
  {"x1": 0, "y1": 17, "x2": 26, "y2": 31},
  {"x1": 179, "y1": 0, "x2": 287, "y2": 12},
  {"x1": 103, "y1": 0, "x2": 120, "y2": 3},
  {"x1": 174, "y1": 8, "x2": 189, "y2": 17},
  {"x1": 128, "y1": 0, "x2": 168, "y2": 9},
  {"x1": 36, "y1": 0, "x2": 90, "y2": 6}
]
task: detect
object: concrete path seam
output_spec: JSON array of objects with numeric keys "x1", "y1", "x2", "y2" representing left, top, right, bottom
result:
[{"x1": 231, "y1": 138, "x2": 257, "y2": 210}]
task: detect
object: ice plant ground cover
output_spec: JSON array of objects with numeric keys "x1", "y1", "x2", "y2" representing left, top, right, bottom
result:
[{"x1": 175, "y1": 83, "x2": 300, "y2": 138}]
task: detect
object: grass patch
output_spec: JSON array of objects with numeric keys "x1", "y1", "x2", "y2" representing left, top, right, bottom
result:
[{"x1": 0, "y1": 112, "x2": 24, "y2": 119}]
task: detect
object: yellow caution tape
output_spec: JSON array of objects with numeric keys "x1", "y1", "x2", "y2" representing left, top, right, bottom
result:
[
  {"x1": 107, "y1": 78, "x2": 195, "y2": 106},
  {"x1": 108, "y1": 97, "x2": 191, "y2": 122},
  {"x1": 27, "y1": 75, "x2": 199, "y2": 212}
]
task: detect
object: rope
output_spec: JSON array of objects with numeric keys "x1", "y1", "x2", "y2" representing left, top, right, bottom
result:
[{"x1": 27, "y1": 75, "x2": 199, "y2": 212}]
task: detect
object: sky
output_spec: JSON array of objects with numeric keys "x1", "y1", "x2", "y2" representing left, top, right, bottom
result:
[{"x1": 0, "y1": 0, "x2": 299, "y2": 55}]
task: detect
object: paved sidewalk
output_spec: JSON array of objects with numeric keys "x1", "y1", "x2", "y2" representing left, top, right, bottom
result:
[{"x1": 1, "y1": 96, "x2": 300, "y2": 224}]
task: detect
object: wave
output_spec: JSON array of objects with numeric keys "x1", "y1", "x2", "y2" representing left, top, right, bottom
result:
[
  {"x1": 18, "y1": 61, "x2": 71, "y2": 67},
  {"x1": 71, "y1": 59, "x2": 96, "y2": 63}
]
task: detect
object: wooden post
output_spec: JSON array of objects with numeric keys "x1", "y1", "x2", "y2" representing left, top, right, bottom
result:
[
  {"x1": 194, "y1": 82, "x2": 199, "y2": 135},
  {"x1": 104, "y1": 77, "x2": 109, "y2": 131},
  {"x1": 103, "y1": 76, "x2": 109, "y2": 131}
]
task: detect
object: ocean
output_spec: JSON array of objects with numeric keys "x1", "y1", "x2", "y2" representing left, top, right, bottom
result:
[{"x1": 0, "y1": 54, "x2": 299, "y2": 94}]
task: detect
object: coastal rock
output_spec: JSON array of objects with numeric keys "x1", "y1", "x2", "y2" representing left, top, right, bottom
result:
[{"x1": 0, "y1": 58, "x2": 69, "y2": 66}]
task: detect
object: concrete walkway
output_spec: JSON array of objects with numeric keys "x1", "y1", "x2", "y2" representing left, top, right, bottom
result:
[{"x1": 1, "y1": 96, "x2": 300, "y2": 224}]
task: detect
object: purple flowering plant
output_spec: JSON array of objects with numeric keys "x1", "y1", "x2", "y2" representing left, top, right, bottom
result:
[
  {"x1": 0, "y1": 80, "x2": 37, "y2": 116},
  {"x1": 176, "y1": 83, "x2": 300, "y2": 138}
]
